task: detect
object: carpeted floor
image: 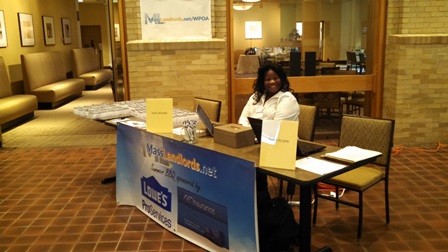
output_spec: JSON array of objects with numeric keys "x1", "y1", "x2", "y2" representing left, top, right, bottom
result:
[
  {"x1": 1, "y1": 86, "x2": 117, "y2": 148},
  {"x1": 2, "y1": 85, "x2": 341, "y2": 149}
]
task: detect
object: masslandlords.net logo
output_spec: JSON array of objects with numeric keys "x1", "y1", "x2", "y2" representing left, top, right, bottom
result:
[{"x1": 143, "y1": 13, "x2": 209, "y2": 24}]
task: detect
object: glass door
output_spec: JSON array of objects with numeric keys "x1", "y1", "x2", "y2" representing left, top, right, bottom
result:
[{"x1": 108, "y1": 0, "x2": 128, "y2": 101}]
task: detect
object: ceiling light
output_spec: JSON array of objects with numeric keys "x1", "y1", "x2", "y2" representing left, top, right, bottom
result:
[
  {"x1": 233, "y1": 3, "x2": 253, "y2": 11},
  {"x1": 242, "y1": 0, "x2": 260, "y2": 2}
]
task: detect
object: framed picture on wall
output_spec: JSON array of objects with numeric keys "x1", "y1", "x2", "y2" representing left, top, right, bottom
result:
[
  {"x1": 61, "y1": 17, "x2": 71, "y2": 44},
  {"x1": 0, "y1": 10, "x2": 7, "y2": 48},
  {"x1": 18, "y1": 13, "x2": 35, "y2": 47},
  {"x1": 245, "y1": 21, "x2": 262, "y2": 39},
  {"x1": 42, "y1": 16, "x2": 55, "y2": 45}
]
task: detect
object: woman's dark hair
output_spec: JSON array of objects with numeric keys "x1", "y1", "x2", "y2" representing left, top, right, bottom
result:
[{"x1": 252, "y1": 64, "x2": 291, "y2": 104}]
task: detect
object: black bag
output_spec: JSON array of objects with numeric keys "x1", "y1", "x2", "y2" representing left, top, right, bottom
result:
[{"x1": 258, "y1": 197, "x2": 300, "y2": 252}]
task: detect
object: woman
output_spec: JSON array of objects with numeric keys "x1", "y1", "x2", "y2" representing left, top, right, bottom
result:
[
  {"x1": 238, "y1": 64, "x2": 299, "y2": 203},
  {"x1": 239, "y1": 64, "x2": 299, "y2": 126}
]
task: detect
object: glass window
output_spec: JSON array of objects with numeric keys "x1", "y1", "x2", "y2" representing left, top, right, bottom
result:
[{"x1": 233, "y1": 0, "x2": 372, "y2": 76}]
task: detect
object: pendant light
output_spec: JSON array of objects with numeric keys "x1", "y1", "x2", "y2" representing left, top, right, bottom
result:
[{"x1": 233, "y1": 0, "x2": 253, "y2": 11}]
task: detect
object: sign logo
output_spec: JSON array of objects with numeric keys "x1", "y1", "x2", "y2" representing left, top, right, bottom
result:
[{"x1": 141, "y1": 176, "x2": 172, "y2": 211}]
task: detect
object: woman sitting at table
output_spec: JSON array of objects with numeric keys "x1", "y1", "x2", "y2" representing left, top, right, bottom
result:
[
  {"x1": 239, "y1": 63, "x2": 299, "y2": 127},
  {"x1": 238, "y1": 63, "x2": 299, "y2": 203}
]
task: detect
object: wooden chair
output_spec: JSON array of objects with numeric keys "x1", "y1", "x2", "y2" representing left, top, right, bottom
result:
[
  {"x1": 346, "y1": 93, "x2": 365, "y2": 115},
  {"x1": 294, "y1": 92, "x2": 314, "y2": 106},
  {"x1": 313, "y1": 92, "x2": 343, "y2": 127},
  {"x1": 313, "y1": 115, "x2": 395, "y2": 240},
  {"x1": 347, "y1": 51, "x2": 360, "y2": 73},
  {"x1": 193, "y1": 97, "x2": 222, "y2": 122},
  {"x1": 358, "y1": 53, "x2": 366, "y2": 74},
  {"x1": 333, "y1": 69, "x2": 363, "y2": 114},
  {"x1": 234, "y1": 94, "x2": 252, "y2": 122}
]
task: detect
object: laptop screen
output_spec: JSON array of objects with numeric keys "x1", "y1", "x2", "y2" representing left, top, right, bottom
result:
[{"x1": 196, "y1": 104, "x2": 214, "y2": 136}]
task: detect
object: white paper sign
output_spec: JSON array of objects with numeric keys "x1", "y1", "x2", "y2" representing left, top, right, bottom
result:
[
  {"x1": 140, "y1": 0, "x2": 212, "y2": 40},
  {"x1": 261, "y1": 120, "x2": 280, "y2": 145}
]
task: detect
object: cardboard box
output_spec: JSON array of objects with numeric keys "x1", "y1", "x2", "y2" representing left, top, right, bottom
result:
[{"x1": 214, "y1": 124, "x2": 255, "y2": 148}]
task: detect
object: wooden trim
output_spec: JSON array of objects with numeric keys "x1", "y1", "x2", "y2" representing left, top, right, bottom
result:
[
  {"x1": 370, "y1": 0, "x2": 388, "y2": 118},
  {"x1": 233, "y1": 75, "x2": 374, "y2": 122},
  {"x1": 227, "y1": 0, "x2": 236, "y2": 123},
  {"x1": 234, "y1": 75, "x2": 374, "y2": 94},
  {"x1": 118, "y1": 0, "x2": 130, "y2": 101}
]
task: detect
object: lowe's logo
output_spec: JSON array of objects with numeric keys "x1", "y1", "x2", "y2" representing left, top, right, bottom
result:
[{"x1": 141, "y1": 176, "x2": 172, "y2": 211}]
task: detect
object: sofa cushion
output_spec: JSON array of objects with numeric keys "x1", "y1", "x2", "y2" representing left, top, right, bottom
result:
[
  {"x1": 0, "y1": 95, "x2": 38, "y2": 125},
  {"x1": 30, "y1": 78, "x2": 85, "y2": 103},
  {"x1": 79, "y1": 69, "x2": 112, "y2": 86},
  {"x1": 21, "y1": 51, "x2": 67, "y2": 93}
]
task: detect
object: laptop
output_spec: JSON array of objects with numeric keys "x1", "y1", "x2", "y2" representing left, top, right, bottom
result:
[
  {"x1": 196, "y1": 104, "x2": 217, "y2": 136},
  {"x1": 247, "y1": 117, "x2": 326, "y2": 157}
]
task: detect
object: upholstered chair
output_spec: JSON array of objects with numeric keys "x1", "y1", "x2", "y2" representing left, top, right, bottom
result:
[
  {"x1": 313, "y1": 115, "x2": 395, "y2": 240},
  {"x1": 193, "y1": 97, "x2": 222, "y2": 122}
]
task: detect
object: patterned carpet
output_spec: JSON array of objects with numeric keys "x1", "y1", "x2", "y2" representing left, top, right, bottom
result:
[{"x1": 1, "y1": 86, "x2": 117, "y2": 148}]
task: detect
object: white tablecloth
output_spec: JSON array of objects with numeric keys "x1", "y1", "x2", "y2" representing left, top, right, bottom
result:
[{"x1": 235, "y1": 55, "x2": 260, "y2": 74}]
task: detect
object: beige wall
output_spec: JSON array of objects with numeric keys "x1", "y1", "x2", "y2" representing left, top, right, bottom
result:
[
  {"x1": 0, "y1": 0, "x2": 79, "y2": 88},
  {"x1": 384, "y1": 0, "x2": 448, "y2": 146},
  {"x1": 233, "y1": 3, "x2": 281, "y2": 51}
]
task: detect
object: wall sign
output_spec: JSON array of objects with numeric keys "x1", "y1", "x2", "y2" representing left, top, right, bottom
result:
[{"x1": 140, "y1": 0, "x2": 211, "y2": 40}]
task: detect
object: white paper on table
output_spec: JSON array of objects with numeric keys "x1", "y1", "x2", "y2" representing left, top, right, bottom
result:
[
  {"x1": 119, "y1": 120, "x2": 147, "y2": 129},
  {"x1": 323, "y1": 146, "x2": 382, "y2": 163},
  {"x1": 261, "y1": 120, "x2": 280, "y2": 145},
  {"x1": 295, "y1": 157, "x2": 347, "y2": 175}
]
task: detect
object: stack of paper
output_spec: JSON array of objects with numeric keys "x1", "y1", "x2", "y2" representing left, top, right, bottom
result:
[
  {"x1": 322, "y1": 146, "x2": 382, "y2": 164},
  {"x1": 295, "y1": 157, "x2": 346, "y2": 175}
]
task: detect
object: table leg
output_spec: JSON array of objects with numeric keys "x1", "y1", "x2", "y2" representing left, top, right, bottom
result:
[
  {"x1": 299, "y1": 185, "x2": 312, "y2": 252},
  {"x1": 101, "y1": 176, "x2": 116, "y2": 184}
]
